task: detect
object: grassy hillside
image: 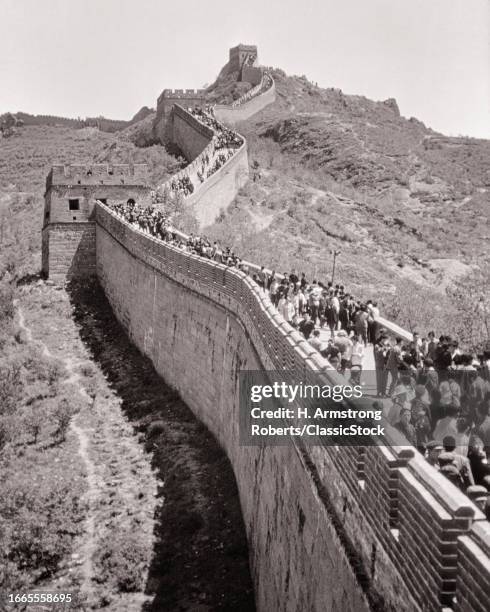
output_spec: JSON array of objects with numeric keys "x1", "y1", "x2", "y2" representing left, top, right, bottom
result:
[
  {"x1": 201, "y1": 69, "x2": 489, "y2": 345},
  {"x1": 0, "y1": 125, "x2": 180, "y2": 278}
]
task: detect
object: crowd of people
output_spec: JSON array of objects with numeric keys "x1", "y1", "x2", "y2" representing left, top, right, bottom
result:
[
  {"x1": 169, "y1": 174, "x2": 194, "y2": 197},
  {"x1": 190, "y1": 106, "x2": 243, "y2": 149},
  {"x1": 246, "y1": 269, "x2": 490, "y2": 514},
  {"x1": 164, "y1": 106, "x2": 244, "y2": 197},
  {"x1": 231, "y1": 71, "x2": 274, "y2": 108},
  {"x1": 105, "y1": 100, "x2": 490, "y2": 515},
  {"x1": 108, "y1": 199, "x2": 245, "y2": 268}
]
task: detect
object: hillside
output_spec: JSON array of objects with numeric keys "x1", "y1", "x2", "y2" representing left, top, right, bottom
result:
[
  {"x1": 200, "y1": 69, "x2": 489, "y2": 339},
  {"x1": 0, "y1": 121, "x2": 253, "y2": 610},
  {"x1": 0, "y1": 125, "x2": 180, "y2": 277},
  {"x1": 2, "y1": 106, "x2": 155, "y2": 133}
]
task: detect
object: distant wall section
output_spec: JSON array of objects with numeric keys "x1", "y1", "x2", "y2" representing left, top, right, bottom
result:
[
  {"x1": 164, "y1": 105, "x2": 249, "y2": 226},
  {"x1": 167, "y1": 105, "x2": 214, "y2": 162},
  {"x1": 214, "y1": 78, "x2": 276, "y2": 125},
  {"x1": 154, "y1": 89, "x2": 206, "y2": 142},
  {"x1": 187, "y1": 142, "x2": 248, "y2": 227}
]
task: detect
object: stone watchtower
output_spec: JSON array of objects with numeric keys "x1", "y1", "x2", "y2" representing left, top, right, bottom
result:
[
  {"x1": 228, "y1": 44, "x2": 258, "y2": 73},
  {"x1": 41, "y1": 163, "x2": 150, "y2": 281}
]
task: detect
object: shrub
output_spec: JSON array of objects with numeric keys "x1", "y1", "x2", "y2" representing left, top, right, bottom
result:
[
  {"x1": 53, "y1": 398, "x2": 75, "y2": 442},
  {"x1": 147, "y1": 420, "x2": 165, "y2": 438},
  {"x1": 22, "y1": 405, "x2": 45, "y2": 444},
  {"x1": 0, "y1": 361, "x2": 22, "y2": 416},
  {"x1": 93, "y1": 533, "x2": 148, "y2": 592},
  {"x1": 0, "y1": 469, "x2": 85, "y2": 591}
]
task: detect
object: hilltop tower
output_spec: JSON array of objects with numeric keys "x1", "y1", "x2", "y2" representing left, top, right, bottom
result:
[
  {"x1": 41, "y1": 163, "x2": 150, "y2": 281},
  {"x1": 229, "y1": 44, "x2": 258, "y2": 73}
]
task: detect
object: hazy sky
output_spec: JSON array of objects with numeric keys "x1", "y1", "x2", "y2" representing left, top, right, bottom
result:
[{"x1": 1, "y1": 0, "x2": 489, "y2": 137}]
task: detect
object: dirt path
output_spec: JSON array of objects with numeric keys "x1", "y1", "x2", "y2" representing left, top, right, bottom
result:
[
  {"x1": 15, "y1": 288, "x2": 159, "y2": 610},
  {"x1": 14, "y1": 281, "x2": 255, "y2": 610},
  {"x1": 15, "y1": 299, "x2": 99, "y2": 603}
]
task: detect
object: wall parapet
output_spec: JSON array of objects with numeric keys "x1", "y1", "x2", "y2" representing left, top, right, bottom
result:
[
  {"x1": 157, "y1": 88, "x2": 206, "y2": 105},
  {"x1": 214, "y1": 73, "x2": 276, "y2": 125},
  {"x1": 48, "y1": 164, "x2": 149, "y2": 187},
  {"x1": 215, "y1": 71, "x2": 274, "y2": 110},
  {"x1": 171, "y1": 104, "x2": 215, "y2": 141},
  {"x1": 95, "y1": 200, "x2": 490, "y2": 611}
]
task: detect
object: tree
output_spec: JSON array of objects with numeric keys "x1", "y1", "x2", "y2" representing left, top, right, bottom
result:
[
  {"x1": 381, "y1": 279, "x2": 452, "y2": 335},
  {"x1": 53, "y1": 399, "x2": 73, "y2": 442},
  {"x1": 446, "y1": 269, "x2": 490, "y2": 351},
  {"x1": 23, "y1": 406, "x2": 44, "y2": 445}
]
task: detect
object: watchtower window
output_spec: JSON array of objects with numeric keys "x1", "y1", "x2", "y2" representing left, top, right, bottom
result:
[{"x1": 69, "y1": 198, "x2": 80, "y2": 210}]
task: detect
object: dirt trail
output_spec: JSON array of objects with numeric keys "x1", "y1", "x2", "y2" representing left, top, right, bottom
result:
[
  {"x1": 15, "y1": 299, "x2": 99, "y2": 603},
  {"x1": 14, "y1": 282, "x2": 255, "y2": 611}
]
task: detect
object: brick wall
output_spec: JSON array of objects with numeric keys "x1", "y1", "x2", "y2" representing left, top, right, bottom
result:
[
  {"x1": 48, "y1": 164, "x2": 149, "y2": 186},
  {"x1": 454, "y1": 523, "x2": 490, "y2": 612},
  {"x1": 42, "y1": 222, "x2": 96, "y2": 280},
  {"x1": 93, "y1": 203, "x2": 490, "y2": 611}
]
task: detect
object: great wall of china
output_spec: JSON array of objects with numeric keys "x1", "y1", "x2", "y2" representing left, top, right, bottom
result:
[{"x1": 41, "y1": 45, "x2": 490, "y2": 612}]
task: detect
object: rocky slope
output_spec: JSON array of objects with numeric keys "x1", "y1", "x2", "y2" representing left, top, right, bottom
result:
[{"x1": 203, "y1": 69, "x2": 489, "y2": 307}]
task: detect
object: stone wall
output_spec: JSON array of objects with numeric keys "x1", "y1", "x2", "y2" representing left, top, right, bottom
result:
[
  {"x1": 94, "y1": 203, "x2": 490, "y2": 612},
  {"x1": 95, "y1": 207, "x2": 372, "y2": 612},
  {"x1": 42, "y1": 222, "x2": 96, "y2": 281},
  {"x1": 155, "y1": 88, "x2": 206, "y2": 137},
  {"x1": 215, "y1": 78, "x2": 276, "y2": 125},
  {"x1": 167, "y1": 105, "x2": 214, "y2": 162},
  {"x1": 160, "y1": 104, "x2": 249, "y2": 227},
  {"x1": 45, "y1": 184, "x2": 149, "y2": 226},
  {"x1": 42, "y1": 163, "x2": 150, "y2": 280},
  {"x1": 186, "y1": 142, "x2": 249, "y2": 227}
]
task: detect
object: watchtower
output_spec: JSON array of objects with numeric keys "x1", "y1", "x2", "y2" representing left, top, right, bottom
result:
[
  {"x1": 229, "y1": 44, "x2": 258, "y2": 73},
  {"x1": 41, "y1": 163, "x2": 150, "y2": 281}
]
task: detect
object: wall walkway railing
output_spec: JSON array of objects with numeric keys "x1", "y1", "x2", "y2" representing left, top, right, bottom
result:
[{"x1": 215, "y1": 70, "x2": 275, "y2": 111}]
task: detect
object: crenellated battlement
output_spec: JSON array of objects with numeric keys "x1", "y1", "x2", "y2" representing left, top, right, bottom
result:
[
  {"x1": 157, "y1": 88, "x2": 206, "y2": 107},
  {"x1": 48, "y1": 164, "x2": 149, "y2": 186},
  {"x1": 162, "y1": 88, "x2": 206, "y2": 97}
]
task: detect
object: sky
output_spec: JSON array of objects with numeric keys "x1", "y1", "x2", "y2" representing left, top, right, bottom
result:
[{"x1": 1, "y1": 0, "x2": 489, "y2": 138}]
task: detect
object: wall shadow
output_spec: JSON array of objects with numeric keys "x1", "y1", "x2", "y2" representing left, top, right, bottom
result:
[{"x1": 66, "y1": 278, "x2": 255, "y2": 612}]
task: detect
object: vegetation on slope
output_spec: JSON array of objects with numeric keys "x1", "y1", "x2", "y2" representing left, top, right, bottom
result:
[
  {"x1": 0, "y1": 121, "x2": 255, "y2": 609},
  {"x1": 202, "y1": 69, "x2": 489, "y2": 349}
]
